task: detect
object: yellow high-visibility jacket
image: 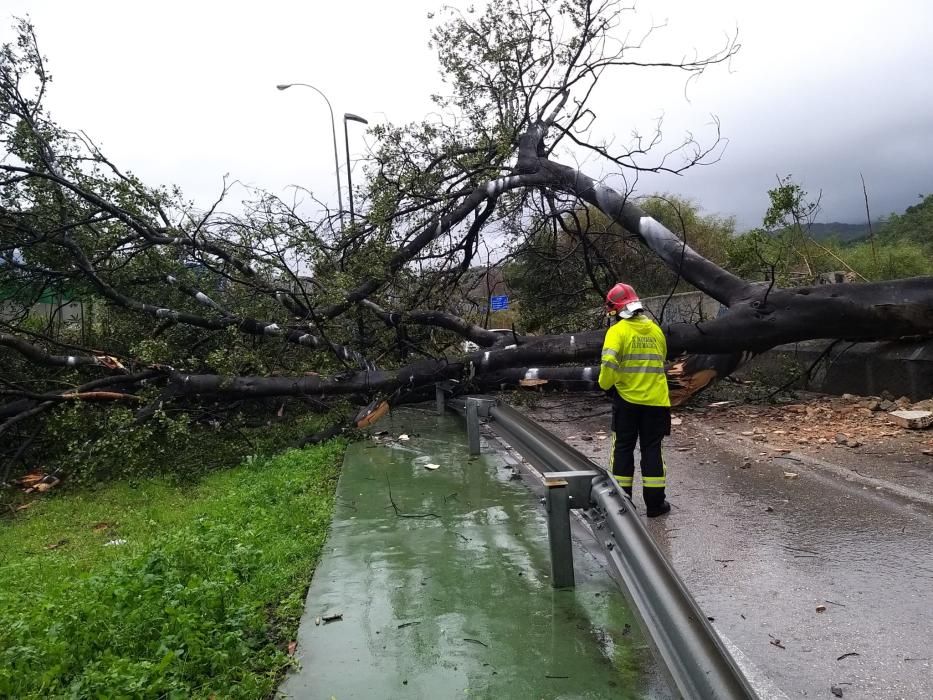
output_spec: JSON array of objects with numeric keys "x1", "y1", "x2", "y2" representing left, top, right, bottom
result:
[{"x1": 598, "y1": 315, "x2": 670, "y2": 407}]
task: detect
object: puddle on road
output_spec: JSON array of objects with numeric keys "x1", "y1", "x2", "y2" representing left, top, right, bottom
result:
[{"x1": 279, "y1": 407, "x2": 669, "y2": 699}]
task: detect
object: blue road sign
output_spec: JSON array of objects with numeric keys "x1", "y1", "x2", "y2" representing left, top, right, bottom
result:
[{"x1": 490, "y1": 295, "x2": 509, "y2": 311}]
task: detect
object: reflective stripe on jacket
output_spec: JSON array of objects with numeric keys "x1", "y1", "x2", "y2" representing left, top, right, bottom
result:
[{"x1": 598, "y1": 315, "x2": 670, "y2": 407}]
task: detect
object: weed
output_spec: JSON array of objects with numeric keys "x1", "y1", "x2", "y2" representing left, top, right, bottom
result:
[{"x1": 0, "y1": 441, "x2": 345, "y2": 698}]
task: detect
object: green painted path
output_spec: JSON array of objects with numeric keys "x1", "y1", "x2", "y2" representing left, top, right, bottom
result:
[{"x1": 278, "y1": 408, "x2": 669, "y2": 699}]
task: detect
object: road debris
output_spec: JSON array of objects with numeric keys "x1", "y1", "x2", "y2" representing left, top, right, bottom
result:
[
  {"x1": 783, "y1": 471, "x2": 799, "y2": 479},
  {"x1": 463, "y1": 637, "x2": 489, "y2": 647},
  {"x1": 15, "y1": 471, "x2": 60, "y2": 493},
  {"x1": 836, "y1": 652, "x2": 860, "y2": 661},
  {"x1": 816, "y1": 604, "x2": 827, "y2": 613},
  {"x1": 888, "y1": 410, "x2": 933, "y2": 430},
  {"x1": 424, "y1": 463, "x2": 440, "y2": 470},
  {"x1": 322, "y1": 612, "x2": 343, "y2": 624},
  {"x1": 831, "y1": 685, "x2": 844, "y2": 697}
]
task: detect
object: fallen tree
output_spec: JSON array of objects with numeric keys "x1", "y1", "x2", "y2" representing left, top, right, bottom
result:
[{"x1": 1, "y1": 3, "x2": 931, "y2": 480}]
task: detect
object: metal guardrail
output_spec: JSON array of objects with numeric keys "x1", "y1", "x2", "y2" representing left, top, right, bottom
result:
[{"x1": 450, "y1": 395, "x2": 757, "y2": 700}]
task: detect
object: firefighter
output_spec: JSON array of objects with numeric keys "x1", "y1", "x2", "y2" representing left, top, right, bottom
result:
[{"x1": 598, "y1": 283, "x2": 672, "y2": 517}]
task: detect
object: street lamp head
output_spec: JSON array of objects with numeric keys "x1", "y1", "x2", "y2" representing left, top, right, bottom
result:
[
  {"x1": 276, "y1": 84, "x2": 292, "y2": 91},
  {"x1": 344, "y1": 112, "x2": 369, "y2": 125}
]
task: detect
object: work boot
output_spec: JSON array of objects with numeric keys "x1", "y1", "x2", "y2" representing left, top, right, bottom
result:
[{"x1": 646, "y1": 501, "x2": 671, "y2": 518}]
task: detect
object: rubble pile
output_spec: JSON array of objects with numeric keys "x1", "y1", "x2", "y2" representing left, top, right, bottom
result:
[{"x1": 688, "y1": 393, "x2": 933, "y2": 459}]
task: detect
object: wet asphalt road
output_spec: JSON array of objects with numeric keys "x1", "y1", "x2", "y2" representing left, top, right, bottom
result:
[{"x1": 534, "y1": 404, "x2": 933, "y2": 699}]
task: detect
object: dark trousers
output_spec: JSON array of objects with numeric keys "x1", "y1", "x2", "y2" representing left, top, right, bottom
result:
[{"x1": 611, "y1": 396, "x2": 670, "y2": 509}]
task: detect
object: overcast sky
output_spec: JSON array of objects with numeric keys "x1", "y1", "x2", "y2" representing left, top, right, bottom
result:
[{"x1": 3, "y1": 0, "x2": 931, "y2": 230}]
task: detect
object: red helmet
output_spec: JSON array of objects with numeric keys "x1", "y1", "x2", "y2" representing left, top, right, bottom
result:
[{"x1": 605, "y1": 282, "x2": 643, "y2": 317}]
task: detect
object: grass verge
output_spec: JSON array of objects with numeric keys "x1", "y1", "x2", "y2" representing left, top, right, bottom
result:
[{"x1": 0, "y1": 440, "x2": 345, "y2": 698}]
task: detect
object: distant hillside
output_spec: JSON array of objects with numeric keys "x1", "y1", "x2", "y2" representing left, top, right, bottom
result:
[{"x1": 806, "y1": 222, "x2": 876, "y2": 242}]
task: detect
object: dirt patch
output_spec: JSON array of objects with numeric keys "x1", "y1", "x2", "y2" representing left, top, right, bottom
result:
[
  {"x1": 509, "y1": 388, "x2": 933, "y2": 489},
  {"x1": 682, "y1": 393, "x2": 933, "y2": 472}
]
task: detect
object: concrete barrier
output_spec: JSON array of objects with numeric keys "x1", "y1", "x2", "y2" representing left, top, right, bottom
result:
[
  {"x1": 737, "y1": 339, "x2": 933, "y2": 400},
  {"x1": 637, "y1": 291, "x2": 931, "y2": 400},
  {"x1": 641, "y1": 290, "x2": 722, "y2": 323}
]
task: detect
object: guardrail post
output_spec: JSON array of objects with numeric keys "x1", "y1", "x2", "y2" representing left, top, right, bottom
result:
[
  {"x1": 466, "y1": 398, "x2": 481, "y2": 455},
  {"x1": 545, "y1": 477, "x2": 575, "y2": 588}
]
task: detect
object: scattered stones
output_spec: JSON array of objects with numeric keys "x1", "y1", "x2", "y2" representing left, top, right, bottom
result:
[{"x1": 834, "y1": 434, "x2": 862, "y2": 448}]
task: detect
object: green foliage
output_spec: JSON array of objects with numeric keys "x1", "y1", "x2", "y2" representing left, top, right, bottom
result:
[
  {"x1": 726, "y1": 183, "x2": 933, "y2": 284},
  {"x1": 0, "y1": 441, "x2": 344, "y2": 698},
  {"x1": 42, "y1": 402, "x2": 341, "y2": 486},
  {"x1": 507, "y1": 196, "x2": 735, "y2": 333},
  {"x1": 832, "y1": 238, "x2": 933, "y2": 280},
  {"x1": 879, "y1": 193, "x2": 933, "y2": 251},
  {"x1": 725, "y1": 180, "x2": 933, "y2": 286}
]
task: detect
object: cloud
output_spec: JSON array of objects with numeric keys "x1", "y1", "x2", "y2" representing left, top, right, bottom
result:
[{"x1": 3, "y1": 0, "x2": 930, "y2": 231}]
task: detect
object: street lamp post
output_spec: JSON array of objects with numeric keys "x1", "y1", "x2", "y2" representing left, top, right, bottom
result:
[
  {"x1": 343, "y1": 112, "x2": 369, "y2": 226},
  {"x1": 276, "y1": 83, "x2": 344, "y2": 227}
]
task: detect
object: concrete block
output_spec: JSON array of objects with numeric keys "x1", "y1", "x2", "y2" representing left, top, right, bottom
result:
[{"x1": 888, "y1": 410, "x2": 933, "y2": 430}]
